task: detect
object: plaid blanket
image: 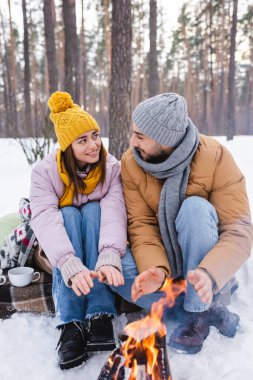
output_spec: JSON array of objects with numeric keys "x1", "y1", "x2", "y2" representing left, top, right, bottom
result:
[{"x1": 0, "y1": 270, "x2": 55, "y2": 319}]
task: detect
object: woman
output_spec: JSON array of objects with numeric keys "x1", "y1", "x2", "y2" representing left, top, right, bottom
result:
[{"x1": 30, "y1": 91, "x2": 127, "y2": 370}]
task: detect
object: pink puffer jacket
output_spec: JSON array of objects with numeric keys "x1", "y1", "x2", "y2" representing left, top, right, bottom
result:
[{"x1": 30, "y1": 150, "x2": 127, "y2": 275}]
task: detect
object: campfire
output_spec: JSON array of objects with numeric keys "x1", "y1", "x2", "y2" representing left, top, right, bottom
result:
[{"x1": 98, "y1": 277, "x2": 186, "y2": 380}]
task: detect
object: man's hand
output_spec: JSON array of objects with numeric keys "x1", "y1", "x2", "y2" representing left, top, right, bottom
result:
[
  {"x1": 131, "y1": 267, "x2": 165, "y2": 302},
  {"x1": 71, "y1": 268, "x2": 98, "y2": 296},
  {"x1": 97, "y1": 266, "x2": 124, "y2": 287},
  {"x1": 187, "y1": 269, "x2": 213, "y2": 304}
]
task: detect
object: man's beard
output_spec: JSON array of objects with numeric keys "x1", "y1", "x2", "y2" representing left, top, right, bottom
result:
[{"x1": 137, "y1": 149, "x2": 170, "y2": 164}]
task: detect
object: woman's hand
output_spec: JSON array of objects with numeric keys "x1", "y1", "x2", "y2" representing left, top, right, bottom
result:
[
  {"x1": 97, "y1": 266, "x2": 124, "y2": 287},
  {"x1": 131, "y1": 267, "x2": 165, "y2": 302},
  {"x1": 70, "y1": 268, "x2": 98, "y2": 296}
]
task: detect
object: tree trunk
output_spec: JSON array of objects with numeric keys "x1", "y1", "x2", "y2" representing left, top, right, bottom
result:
[
  {"x1": 30, "y1": 8, "x2": 39, "y2": 136},
  {"x1": 245, "y1": 9, "x2": 253, "y2": 135},
  {"x1": 98, "y1": 51, "x2": 108, "y2": 136},
  {"x1": 56, "y1": 7, "x2": 65, "y2": 90},
  {"x1": 199, "y1": 3, "x2": 212, "y2": 135},
  {"x1": 133, "y1": 64, "x2": 142, "y2": 108},
  {"x1": 22, "y1": 0, "x2": 32, "y2": 136},
  {"x1": 81, "y1": 0, "x2": 87, "y2": 109},
  {"x1": 227, "y1": 0, "x2": 238, "y2": 140},
  {"x1": 215, "y1": 0, "x2": 226, "y2": 135},
  {"x1": 148, "y1": 0, "x2": 159, "y2": 97},
  {"x1": 109, "y1": 0, "x2": 132, "y2": 159},
  {"x1": 181, "y1": 9, "x2": 195, "y2": 121},
  {"x1": 132, "y1": 3, "x2": 145, "y2": 108},
  {"x1": 8, "y1": 0, "x2": 18, "y2": 134},
  {"x1": 208, "y1": 0, "x2": 215, "y2": 128},
  {"x1": 103, "y1": 0, "x2": 111, "y2": 89},
  {"x1": 0, "y1": 23, "x2": 10, "y2": 136},
  {"x1": 62, "y1": 0, "x2": 80, "y2": 103},
  {"x1": 43, "y1": 0, "x2": 58, "y2": 95}
]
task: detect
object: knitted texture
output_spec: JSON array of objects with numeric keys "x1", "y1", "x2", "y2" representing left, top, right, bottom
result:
[
  {"x1": 48, "y1": 91, "x2": 100, "y2": 151},
  {"x1": 132, "y1": 93, "x2": 188, "y2": 147},
  {"x1": 95, "y1": 249, "x2": 122, "y2": 273},
  {"x1": 60, "y1": 256, "x2": 86, "y2": 287},
  {"x1": 61, "y1": 251, "x2": 122, "y2": 287}
]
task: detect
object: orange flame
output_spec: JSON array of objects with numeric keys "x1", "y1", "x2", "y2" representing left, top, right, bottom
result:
[{"x1": 122, "y1": 277, "x2": 186, "y2": 379}]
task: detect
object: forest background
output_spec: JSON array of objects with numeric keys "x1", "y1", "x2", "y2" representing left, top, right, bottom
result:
[{"x1": 0, "y1": 0, "x2": 252, "y2": 161}]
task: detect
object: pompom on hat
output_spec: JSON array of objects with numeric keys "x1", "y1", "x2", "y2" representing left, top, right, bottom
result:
[{"x1": 48, "y1": 91, "x2": 100, "y2": 151}]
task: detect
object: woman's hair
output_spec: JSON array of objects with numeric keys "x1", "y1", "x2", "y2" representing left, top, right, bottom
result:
[{"x1": 62, "y1": 141, "x2": 107, "y2": 201}]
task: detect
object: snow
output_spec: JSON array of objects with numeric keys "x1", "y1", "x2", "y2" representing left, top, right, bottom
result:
[{"x1": 0, "y1": 136, "x2": 253, "y2": 380}]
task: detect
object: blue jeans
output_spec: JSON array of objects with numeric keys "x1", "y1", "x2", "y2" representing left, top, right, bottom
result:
[
  {"x1": 52, "y1": 202, "x2": 117, "y2": 325},
  {"x1": 111, "y1": 196, "x2": 219, "y2": 314}
]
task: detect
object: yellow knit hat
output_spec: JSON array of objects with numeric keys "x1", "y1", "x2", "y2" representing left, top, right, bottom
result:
[{"x1": 48, "y1": 91, "x2": 100, "y2": 151}]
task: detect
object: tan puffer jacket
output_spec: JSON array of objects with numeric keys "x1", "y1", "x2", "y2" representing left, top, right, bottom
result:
[{"x1": 121, "y1": 134, "x2": 253, "y2": 291}]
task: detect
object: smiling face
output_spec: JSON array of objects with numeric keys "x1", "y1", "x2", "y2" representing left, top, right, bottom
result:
[
  {"x1": 71, "y1": 130, "x2": 102, "y2": 168},
  {"x1": 130, "y1": 123, "x2": 175, "y2": 163}
]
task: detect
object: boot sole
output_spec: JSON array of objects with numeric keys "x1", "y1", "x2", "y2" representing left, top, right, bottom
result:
[
  {"x1": 217, "y1": 313, "x2": 240, "y2": 338},
  {"x1": 168, "y1": 340, "x2": 202, "y2": 354},
  {"x1": 87, "y1": 341, "x2": 116, "y2": 352},
  {"x1": 59, "y1": 353, "x2": 88, "y2": 370}
]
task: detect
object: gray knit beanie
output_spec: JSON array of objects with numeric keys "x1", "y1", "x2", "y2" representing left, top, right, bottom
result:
[{"x1": 132, "y1": 93, "x2": 188, "y2": 147}]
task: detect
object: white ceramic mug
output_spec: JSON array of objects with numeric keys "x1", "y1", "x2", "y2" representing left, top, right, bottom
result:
[
  {"x1": 0, "y1": 269, "x2": 6, "y2": 285},
  {"x1": 8, "y1": 267, "x2": 40, "y2": 287}
]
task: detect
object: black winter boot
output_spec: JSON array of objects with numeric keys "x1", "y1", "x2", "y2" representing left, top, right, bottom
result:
[
  {"x1": 56, "y1": 321, "x2": 88, "y2": 370},
  {"x1": 86, "y1": 314, "x2": 116, "y2": 352},
  {"x1": 168, "y1": 303, "x2": 240, "y2": 354}
]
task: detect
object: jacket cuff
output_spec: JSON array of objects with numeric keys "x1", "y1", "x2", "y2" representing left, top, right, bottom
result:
[
  {"x1": 61, "y1": 256, "x2": 86, "y2": 287},
  {"x1": 95, "y1": 250, "x2": 122, "y2": 273}
]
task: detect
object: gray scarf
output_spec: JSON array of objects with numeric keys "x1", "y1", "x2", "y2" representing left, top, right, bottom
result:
[{"x1": 133, "y1": 118, "x2": 199, "y2": 277}]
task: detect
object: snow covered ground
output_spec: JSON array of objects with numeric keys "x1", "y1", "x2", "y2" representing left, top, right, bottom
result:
[{"x1": 0, "y1": 136, "x2": 253, "y2": 380}]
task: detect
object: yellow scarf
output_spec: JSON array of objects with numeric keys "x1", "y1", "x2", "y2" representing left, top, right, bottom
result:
[{"x1": 57, "y1": 149, "x2": 102, "y2": 208}]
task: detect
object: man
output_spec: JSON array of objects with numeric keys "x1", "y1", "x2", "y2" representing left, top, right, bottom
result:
[{"x1": 112, "y1": 93, "x2": 253, "y2": 354}]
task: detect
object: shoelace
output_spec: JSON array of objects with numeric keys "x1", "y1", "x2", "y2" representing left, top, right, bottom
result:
[
  {"x1": 187, "y1": 312, "x2": 209, "y2": 337},
  {"x1": 56, "y1": 322, "x2": 85, "y2": 349}
]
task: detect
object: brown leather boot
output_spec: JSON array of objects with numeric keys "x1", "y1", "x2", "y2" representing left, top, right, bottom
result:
[
  {"x1": 168, "y1": 303, "x2": 239, "y2": 354},
  {"x1": 209, "y1": 302, "x2": 240, "y2": 338}
]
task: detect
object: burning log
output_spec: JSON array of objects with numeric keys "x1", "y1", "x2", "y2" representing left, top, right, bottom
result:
[
  {"x1": 97, "y1": 277, "x2": 186, "y2": 380},
  {"x1": 97, "y1": 331, "x2": 171, "y2": 380}
]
